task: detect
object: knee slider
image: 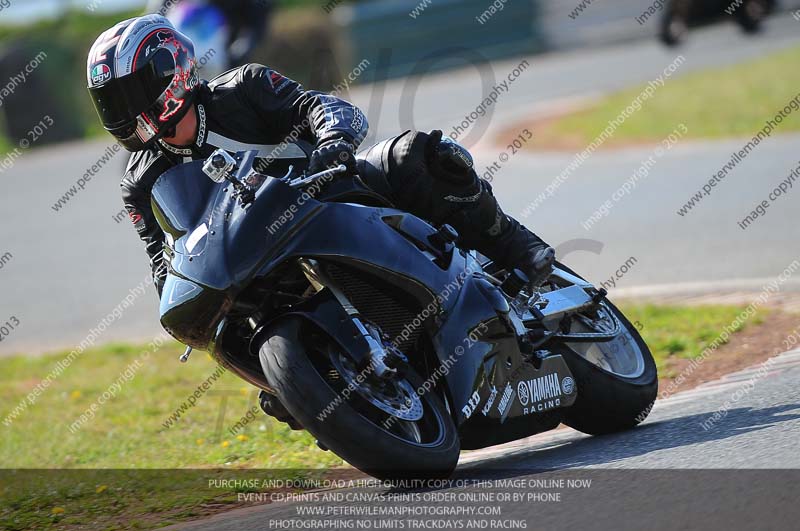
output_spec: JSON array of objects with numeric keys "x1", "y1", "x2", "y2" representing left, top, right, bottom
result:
[{"x1": 424, "y1": 130, "x2": 475, "y2": 184}]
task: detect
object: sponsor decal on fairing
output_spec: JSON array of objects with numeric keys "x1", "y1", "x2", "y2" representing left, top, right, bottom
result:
[
  {"x1": 461, "y1": 390, "x2": 481, "y2": 419},
  {"x1": 481, "y1": 385, "x2": 498, "y2": 416},
  {"x1": 497, "y1": 382, "x2": 514, "y2": 418},
  {"x1": 517, "y1": 373, "x2": 576, "y2": 415}
]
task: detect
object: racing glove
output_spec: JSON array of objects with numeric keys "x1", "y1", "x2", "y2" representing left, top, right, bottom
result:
[{"x1": 308, "y1": 138, "x2": 357, "y2": 175}]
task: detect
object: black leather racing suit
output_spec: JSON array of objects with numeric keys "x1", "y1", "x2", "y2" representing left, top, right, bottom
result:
[{"x1": 121, "y1": 64, "x2": 549, "y2": 295}]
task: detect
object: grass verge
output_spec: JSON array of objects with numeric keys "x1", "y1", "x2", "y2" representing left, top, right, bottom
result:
[
  {"x1": 0, "y1": 341, "x2": 341, "y2": 469},
  {"x1": 0, "y1": 303, "x2": 770, "y2": 529},
  {"x1": 511, "y1": 45, "x2": 800, "y2": 150},
  {"x1": 621, "y1": 304, "x2": 764, "y2": 377},
  {"x1": 0, "y1": 341, "x2": 344, "y2": 529}
]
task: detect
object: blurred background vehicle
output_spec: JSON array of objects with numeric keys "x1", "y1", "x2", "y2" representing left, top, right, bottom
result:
[
  {"x1": 145, "y1": 0, "x2": 274, "y2": 77},
  {"x1": 660, "y1": 0, "x2": 777, "y2": 46}
]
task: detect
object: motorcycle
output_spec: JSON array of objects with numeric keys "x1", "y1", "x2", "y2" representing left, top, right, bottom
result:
[
  {"x1": 154, "y1": 148, "x2": 658, "y2": 479},
  {"x1": 660, "y1": 0, "x2": 775, "y2": 46}
]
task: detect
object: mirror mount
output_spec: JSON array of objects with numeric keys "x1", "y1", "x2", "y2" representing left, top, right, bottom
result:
[{"x1": 202, "y1": 149, "x2": 255, "y2": 206}]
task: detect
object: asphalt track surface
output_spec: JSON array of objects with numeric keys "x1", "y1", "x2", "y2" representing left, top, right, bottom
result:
[
  {"x1": 164, "y1": 350, "x2": 800, "y2": 531},
  {"x1": 1, "y1": 15, "x2": 799, "y2": 359}
]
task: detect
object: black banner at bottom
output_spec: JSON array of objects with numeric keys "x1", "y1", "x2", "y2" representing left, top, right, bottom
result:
[{"x1": 2, "y1": 469, "x2": 798, "y2": 530}]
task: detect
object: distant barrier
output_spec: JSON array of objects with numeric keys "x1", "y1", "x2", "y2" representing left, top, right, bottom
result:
[
  {"x1": 331, "y1": 0, "x2": 800, "y2": 80},
  {"x1": 332, "y1": 0, "x2": 541, "y2": 81}
]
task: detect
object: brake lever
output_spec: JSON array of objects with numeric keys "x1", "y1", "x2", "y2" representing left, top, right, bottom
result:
[{"x1": 288, "y1": 164, "x2": 348, "y2": 189}]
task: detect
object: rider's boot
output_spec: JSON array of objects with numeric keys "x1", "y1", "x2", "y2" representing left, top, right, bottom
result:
[
  {"x1": 422, "y1": 130, "x2": 555, "y2": 287},
  {"x1": 258, "y1": 390, "x2": 303, "y2": 430}
]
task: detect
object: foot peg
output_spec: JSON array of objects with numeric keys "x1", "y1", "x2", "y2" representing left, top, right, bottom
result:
[
  {"x1": 259, "y1": 390, "x2": 303, "y2": 430},
  {"x1": 592, "y1": 288, "x2": 608, "y2": 305}
]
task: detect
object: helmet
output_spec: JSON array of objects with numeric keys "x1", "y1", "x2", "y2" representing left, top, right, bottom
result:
[{"x1": 87, "y1": 15, "x2": 199, "y2": 151}]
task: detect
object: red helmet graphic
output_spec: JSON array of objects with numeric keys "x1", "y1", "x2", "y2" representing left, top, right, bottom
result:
[{"x1": 87, "y1": 15, "x2": 199, "y2": 151}]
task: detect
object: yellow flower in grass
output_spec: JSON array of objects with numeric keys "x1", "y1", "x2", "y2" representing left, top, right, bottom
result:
[
  {"x1": 51, "y1": 507, "x2": 65, "y2": 515},
  {"x1": 70, "y1": 390, "x2": 82, "y2": 400},
  {"x1": 196, "y1": 438, "x2": 205, "y2": 445},
  {"x1": 239, "y1": 387, "x2": 249, "y2": 396},
  {"x1": 95, "y1": 485, "x2": 107, "y2": 494},
  {"x1": 221, "y1": 440, "x2": 230, "y2": 448},
  {"x1": 236, "y1": 434, "x2": 249, "y2": 442}
]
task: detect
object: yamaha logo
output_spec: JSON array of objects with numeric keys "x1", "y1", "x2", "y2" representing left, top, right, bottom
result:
[
  {"x1": 517, "y1": 380, "x2": 530, "y2": 406},
  {"x1": 517, "y1": 373, "x2": 563, "y2": 415}
]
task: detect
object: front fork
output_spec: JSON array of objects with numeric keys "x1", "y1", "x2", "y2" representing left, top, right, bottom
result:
[{"x1": 297, "y1": 258, "x2": 405, "y2": 378}]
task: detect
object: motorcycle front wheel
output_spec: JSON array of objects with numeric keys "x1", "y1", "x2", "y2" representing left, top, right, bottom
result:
[{"x1": 258, "y1": 318, "x2": 460, "y2": 480}]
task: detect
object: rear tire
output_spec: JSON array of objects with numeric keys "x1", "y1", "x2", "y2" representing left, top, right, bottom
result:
[
  {"x1": 554, "y1": 262, "x2": 658, "y2": 435},
  {"x1": 560, "y1": 301, "x2": 658, "y2": 435},
  {"x1": 258, "y1": 318, "x2": 460, "y2": 479}
]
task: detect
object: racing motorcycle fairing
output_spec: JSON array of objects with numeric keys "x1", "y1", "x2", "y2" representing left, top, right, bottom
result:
[{"x1": 153, "y1": 150, "x2": 577, "y2": 446}]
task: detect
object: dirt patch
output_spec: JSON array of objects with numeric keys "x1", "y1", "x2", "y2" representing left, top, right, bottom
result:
[
  {"x1": 497, "y1": 112, "x2": 587, "y2": 152},
  {"x1": 495, "y1": 111, "x2": 657, "y2": 152},
  {"x1": 657, "y1": 309, "x2": 798, "y2": 396}
]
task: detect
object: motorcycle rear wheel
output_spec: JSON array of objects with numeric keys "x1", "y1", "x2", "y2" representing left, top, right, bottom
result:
[
  {"x1": 258, "y1": 318, "x2": 460, "y2": 479},
  {"x1": 551, "y1": 263, "x2": 658, "y2": 435}
]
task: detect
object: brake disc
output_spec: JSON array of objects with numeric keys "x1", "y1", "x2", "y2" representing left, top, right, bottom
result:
[{"x1": 330, "y1": 351, "x2": 424, "y2": 421}]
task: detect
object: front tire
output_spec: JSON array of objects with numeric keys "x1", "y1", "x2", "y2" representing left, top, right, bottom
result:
[{"x1": 258, "y1": 318, "x2": 460, "y2": 479}]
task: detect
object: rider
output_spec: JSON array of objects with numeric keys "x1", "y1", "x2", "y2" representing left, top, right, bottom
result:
[{"x1": 87, "y1": 15, "x2": 555, "y2": 426}]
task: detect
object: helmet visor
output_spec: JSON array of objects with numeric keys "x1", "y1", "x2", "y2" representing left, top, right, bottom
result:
[{"x1": 88, "y1": 49, "x2": 175, "y2": 129}]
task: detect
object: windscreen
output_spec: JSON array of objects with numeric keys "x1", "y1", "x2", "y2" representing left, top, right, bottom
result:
[{"x1": 151, "y1": 159, "x2": 221, "y2": 244}]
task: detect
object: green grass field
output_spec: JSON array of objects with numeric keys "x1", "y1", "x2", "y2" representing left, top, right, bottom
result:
[
  {"x1": 0, "y1": 341, "x2": 340, "y2": 470},
  {"x1": 0, "y1": 341, "x2": 343, "y2": 529},
  {"x1": 529, "y1": 45, "x2": 800, "y2": 149},
  {"x1": 0, "y1": 303, "x2": 756, "y2": 529}
]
